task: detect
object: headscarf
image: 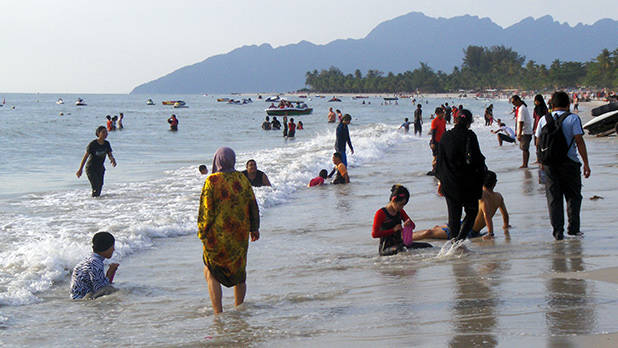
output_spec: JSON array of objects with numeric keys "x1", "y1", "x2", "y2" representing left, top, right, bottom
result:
[{"x1": 212, "y1": 147, "x2": 236, "y2": 173}]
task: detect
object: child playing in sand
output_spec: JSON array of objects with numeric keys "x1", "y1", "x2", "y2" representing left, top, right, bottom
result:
[
  {"x1": 371, "y1": 185, "x2": 432, "y2": 256},
  {"x1": 70, "y1": 232, "x2": 119, "y2": 299},
  {"x1": 308, "y1": 169, "x2": 328, "y2": 187}
]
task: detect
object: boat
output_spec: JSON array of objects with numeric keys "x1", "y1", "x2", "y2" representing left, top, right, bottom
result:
[
  {"x1": 56, "y1": 98, "x2": 64, "y2": 105},
  {"x1": 265, "y1": 96, "x2": 280, "y2": 102},
  {"x1": 75, "y1": 98, "x2": 87, "y2": 106},
  {"x1": 591, "y1": 102, "x2": 618, "y2": 117},
  {"x1": 162, "y1": 100, "x2": 183, "y2": 105},
  {"x1": 353, "y1": 96, "x2": 369, "y2": 99},
  {"x1": 217, "y1": 98, "x2": 230, "y2": 102},
  {"x1": 266, "y1": 102, "x2": 313, "y2": 116},
  {"x1": 328, "y1": 97, "x2": 342, "y2": 102},
  {"x1": 383, "y1": 97, "x2": 399, "y2": 101},
  {"x1": 146, "y1": 99, "x2": 154, "y2": 105},
  {"x1": 583, "y1": 110, "x2": 618, "y2": 136},
  {"x1": 173, "y1": 101, "x2": 188, "y2": 108}
]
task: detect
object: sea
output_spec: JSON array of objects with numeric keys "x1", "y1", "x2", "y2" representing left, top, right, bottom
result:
[{"x1": 0, "y1": 93, "x2": 617, "y2": 347}]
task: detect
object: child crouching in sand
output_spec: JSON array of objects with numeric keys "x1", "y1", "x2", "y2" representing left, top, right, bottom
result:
[
  {"x1": 70, "y1": 232, "x2": 119, "y2": 299},
  {"x1": 371, "y1": 185, "x2": 432, "y2": 256}
]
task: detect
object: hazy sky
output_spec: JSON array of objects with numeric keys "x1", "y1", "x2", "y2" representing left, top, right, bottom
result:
[{"x1": 1, "y1": 0, "x2": 616, "y2": 93}]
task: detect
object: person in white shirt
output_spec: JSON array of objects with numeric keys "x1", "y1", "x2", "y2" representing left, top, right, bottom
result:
[
  {"x1": 491, "y1": 122, "x2": 516, "y2": 146},
  {"x1": 511, "y1": 95, "x2": 533, "y2": 168}
]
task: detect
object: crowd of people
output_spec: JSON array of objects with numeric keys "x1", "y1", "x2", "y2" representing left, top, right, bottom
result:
[{"x1": 70, "y1": 91, "x2": 592, "y2": 316}]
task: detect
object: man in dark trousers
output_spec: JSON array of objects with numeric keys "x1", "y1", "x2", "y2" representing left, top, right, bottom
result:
[
  {"x1": 435, "y1": 109, "x2": 486, "y2": 241},
  {"x1": 535, "y1": 91, "x2": 591, "y2": 240},
  {"x1": 335, "y1": 114, "x2": 354, "y2": 167}
]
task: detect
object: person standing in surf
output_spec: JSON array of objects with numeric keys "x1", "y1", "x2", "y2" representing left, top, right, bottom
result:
[
  {"x1": 512, "y1": 95, "x2": 533, "y2": 168},
  {"x1": 435, "y1": 109, "x2": 487, "y2": 241},
  {"x1": 76, "y1": 126, "x2": 117, "y2": 197},
  {"x1": 414, "y1": 104, "x2": 423, "y2": 136},
  {"x1": 198, "y1": 147, "x2": 260, "y2": 314},
  {"x1": 334, "y1": 114, "x2": 354, "y2": 167}
]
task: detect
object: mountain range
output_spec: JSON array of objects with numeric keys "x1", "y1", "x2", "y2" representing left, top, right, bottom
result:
[{"x1": 130, "y1": 12, "x2": 618, "y2": 94}]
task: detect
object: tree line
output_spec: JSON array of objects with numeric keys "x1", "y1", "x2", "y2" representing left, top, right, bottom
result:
[{"x1": 304, "y1": 46, "x2": 617, "y2": 93}]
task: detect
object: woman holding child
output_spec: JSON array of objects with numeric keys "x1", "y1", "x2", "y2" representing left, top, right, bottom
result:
[{"x1": 198, "y1": 147, "x2": 260, "y2": 314}]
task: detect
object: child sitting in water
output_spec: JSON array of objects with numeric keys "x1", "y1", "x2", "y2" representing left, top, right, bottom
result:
[
  {"x1": 70, "y1": 232, "x2": 119, "y2": 299},
  {"x1": 371, "y1": 185, "x2": 432, "y2": 256},
  {"x1": 308, "y1": 169, "x2": 328, "y2": 187},
  {"x1": 328, "y1": 152, "x2": 349, "y2": 184}
]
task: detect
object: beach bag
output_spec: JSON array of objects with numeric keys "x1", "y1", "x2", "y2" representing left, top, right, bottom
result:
[
  {"x1": 538, "y1": 112, "x2": 572, "y2": 165},
  {"x1": 402, "y1": 220, "x2": 416, "y2": 247}
]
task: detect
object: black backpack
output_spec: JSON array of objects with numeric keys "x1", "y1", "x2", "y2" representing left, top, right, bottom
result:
[{"x1": 537, "y1": 112, "x2": 573, "y2": 165}]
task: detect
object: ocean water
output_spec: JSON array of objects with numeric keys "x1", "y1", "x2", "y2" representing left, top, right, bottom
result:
[{"x1": 0, "y1": 94, "x2": 617, "y2": 346}]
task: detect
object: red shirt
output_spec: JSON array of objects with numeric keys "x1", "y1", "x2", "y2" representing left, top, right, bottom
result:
[
  {"x1": 308, "y1": 177, "x2": 324, "y2": 187},
  {"x1": 372, "y1": 208, "x2": 411, "y2": 238},
  {"x1": 431, "y1": 117, "x2": 446, "y2": 143}
]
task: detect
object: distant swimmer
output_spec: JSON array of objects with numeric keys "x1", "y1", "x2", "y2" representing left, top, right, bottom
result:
[
  {"x1": 241, "y1": 159, "x2": 272, "y2": 187},
  {"x1": 271, "y1": 116, "x2": 281, "y2": 130},
  {"x1": 336, "y1": 109, "x2": 343, "y2": 122},
  {"x1": 308, "y1": 169, "x2": 328, "y2": 187},
  {"x1": 328, "y1": 152, "x2": 349, "y2": 184},
  {"x1": 118, "y1": 113, "x2": 124, "y2": 129},
  {"x1": 414, "y1": 171, "x2": 510, "y2": 241},
  {"x1": 106, "y1": 115, "x2": 113, "y2": 131},
  {"x1": 283, "y1": 115, "x2": 288, "y2": 137},
  {"x1": 287, "y1": 118, "x2": 296, "y2": 137},
  {"x1": 199, "y1": 164, "x2": 208, "y2": 175},
  {"x1": 262, "y1": 116, "x2": 272, "y2": 130},
  {"x1": 371, "y1": 185, "x2": 432, "y2": 256},
  {"x1": 168, "y1": 114, "x2": 178, "y2": 131},
  {"x1": 76, "y1": 126, "x2": 117, "y2": 197},
  {"x1": 327, "y1": 107, "x2": 336, "y2": 123},
  {"x1": 297, "y1": 121, "x2": 304, "y2": 130},
  {"x1": 399, "y1": 118, "x2": 411, "y2": 133},
  {"x1": 70, "y1": 232, "x2": 119, "y2": 299},
  {"x1": 414, "y1": 104, "x2": 423, "y2": 136}
]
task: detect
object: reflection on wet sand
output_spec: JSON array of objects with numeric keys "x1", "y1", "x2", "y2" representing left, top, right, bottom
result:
[
  {"x1": 449, "y1": 259, "x2": 506, "y2": 348},
  {"x1": 546, "y1": 240, "x2": 596, "y2": 346}
]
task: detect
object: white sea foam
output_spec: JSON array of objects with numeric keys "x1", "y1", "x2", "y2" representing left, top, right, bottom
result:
[{"x1": 0, "y1": 122, "x2": 414, "y2": 305}]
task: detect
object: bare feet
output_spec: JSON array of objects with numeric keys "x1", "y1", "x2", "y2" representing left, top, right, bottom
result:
[{"x1": 519, "y1": 165, "x2": 528, "y2": 168}]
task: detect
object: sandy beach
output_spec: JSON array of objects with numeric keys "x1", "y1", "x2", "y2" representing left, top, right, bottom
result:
[{"x1": 0, "y1": 93, "x2": 616, "y2": 346}]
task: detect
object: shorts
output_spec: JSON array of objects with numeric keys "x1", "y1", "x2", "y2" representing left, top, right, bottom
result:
[
  {"x1": 519, "y1": 134, "x2": 532, "y2": 151},
  {"x1": 498, "y1": 133, "x2": 515, "y2": 143}
]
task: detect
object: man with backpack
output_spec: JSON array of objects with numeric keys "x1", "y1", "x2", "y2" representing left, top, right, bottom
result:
[{"x1": 535, "y1": 91, "x2": 591, "y2": 240}]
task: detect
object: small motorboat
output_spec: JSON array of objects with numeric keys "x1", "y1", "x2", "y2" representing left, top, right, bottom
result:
[
  {"x1": 173, "y1": 101, "x2": 188, "y2": 108},
  {"x1": 217, "y1": 98, "x2": 230, "y2": 102},
  {"x1": 583, "y1": 110, "x2": 618, "y2": 136},
  {"x1": 266, "y1": 101, "x2": 313, "y2": 116},
  {"x1": 162, "y1": 100, "x2": 182, "y2": 105},
  {"x1": 146, "y1": 99, "x2": 155, "y2": 105},
  {"x1": 75, "y1": 98, "x2": 87, "y2": 106},
  {"x1": 265, "y1": 96, "x2": 280, "y2": 102},
  {"x1": 383, "y1": 97, "x2": 399, "y2": 101},
  {"x1": 328, "y1": 97, "x2": 342, "y2": 102},
  {"x1": 56, "y1": 98, "x2": 64, "y2": 105}
]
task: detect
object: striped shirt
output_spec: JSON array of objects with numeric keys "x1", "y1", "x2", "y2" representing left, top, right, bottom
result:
[{"x1": 70, "y1": 253, "x2": 110, "y2": 299}]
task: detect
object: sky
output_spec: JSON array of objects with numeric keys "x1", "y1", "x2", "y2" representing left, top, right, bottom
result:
[{"x1": 1, "y1": 0, "x2": 616, "y2": 94}]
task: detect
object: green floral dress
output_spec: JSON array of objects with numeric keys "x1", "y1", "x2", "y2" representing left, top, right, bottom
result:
[{"x1": 198, "y1": 171, "x2": 259, "y2": 287}]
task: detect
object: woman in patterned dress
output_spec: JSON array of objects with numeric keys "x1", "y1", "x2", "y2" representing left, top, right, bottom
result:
[{"x1": 198, "y1": 147, "x2": 260, "y2": 314}]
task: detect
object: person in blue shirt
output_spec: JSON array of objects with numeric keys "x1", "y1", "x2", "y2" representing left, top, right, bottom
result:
[
  {"x1": 535, "y1": 91, "x2": 591, "y2": 240},
  {"x1": 334, "y1": 114, "x2": 354, "y2": 167},
  {"x1": 70, "y1": 232, "x2": 119, "y2": 299}
]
